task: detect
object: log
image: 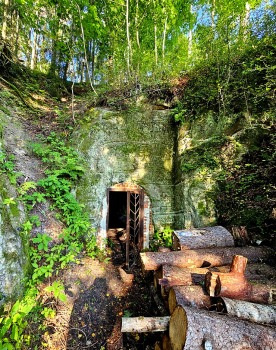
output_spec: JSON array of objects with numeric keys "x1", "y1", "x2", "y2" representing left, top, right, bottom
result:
[
  {"x1": 169, "y1": 305, "x2": 276, "y2": 350},
  {"x1": 154, "y1": 265, "x2": 170, "y2": 299},
  {"x1": 173, "y1": 226, "x2": 234, "y2": 250},
  {"x1": 205, "y1": 255, "x2": 248, "y2": 298},
  {"x1": 140, "y1": 246, "x2": 273, "y2": 271},
  {"x1": 168, "y1": 285, "x2": 211, "y2": 314},
  {"x1": 121, "y1": 316, "x2": 170, "y2": 333},
  {"x1": 205, "y1": 255, "x2": 276, "y2": 303},
  {"x1": 217, "y1": 297, "x2": 276, "y2": 325},
  {"x1": 231, "y1": 226, "x2": 249, "y2": 246},
  {"x1": 154, "y1": 341, "x2": 162, "y2": 350},
  {"x1": 156, "y1": 265, "x2": 232, "y2": 288},
  {"x1": 157, "y1": 266, "x2": 208, "y2": 287},
  {"x1": 161, "y1": 334, "x2": 173, "y2": 350}
]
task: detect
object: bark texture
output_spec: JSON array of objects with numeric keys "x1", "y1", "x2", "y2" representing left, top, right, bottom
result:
[
  {"x1": 121, "y1": 316, "x2": 170, "y2": 333},
  {"x1": 173, "y1": 226, "x2": 234, "y2": 250},
  {"x1": 140, "y1": 246, "x2": 273, "y2": 271},
  {"x1": 169, "y1": 305, "x2": 276, "y2": 350},
  {"x1": 205, "y1": 256, "x2": 275, "y2": 303},
  {"x1": 168, "y1": 285, "x2": 211, "y2": 314},
  {"x1": 156, "y1": 265, "x2": 233, "y2": 288},
  {"x1": 219, "y1": 297, "x2": 276, "y2": 325}
]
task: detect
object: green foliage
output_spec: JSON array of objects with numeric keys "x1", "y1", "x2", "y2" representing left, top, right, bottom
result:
[
  {"x1": 214, "y1": 124, "x2": 276, "y2": 239},
  {"x1": 181, "y1": 136, "x2": 226, "y2": 173},
  {"x1": 0, "y1": 151, "x2": 20, "y2": 184},
  {"x1": 173, "y1": 36, "x2": 276, "y2": 124},
  {"x1": 32, "y1": 234, "x2": 52, "y2": 252},
  {"x1": 44, "y1": 281, "x2": 66, "y2": 303},
  {"x1": 0, "y1": 287, "x2": 38, "y2": 350},
  {"x1": 150, "y1": 226, "x2": 173, "y2": 251},
  {"x1": 0, "y1": 133, "x2": 101, "y2": 348}
]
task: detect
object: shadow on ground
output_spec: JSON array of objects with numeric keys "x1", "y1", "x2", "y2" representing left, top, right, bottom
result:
[{"x1": 65, "y1": 250, "x2": 165, "y2": 350}]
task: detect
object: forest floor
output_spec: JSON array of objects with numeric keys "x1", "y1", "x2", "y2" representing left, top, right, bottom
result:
[{"x1": 38, "y1": 251, "x2": 164, "y2": 350}]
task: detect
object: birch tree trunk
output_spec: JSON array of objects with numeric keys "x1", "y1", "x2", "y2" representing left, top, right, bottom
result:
[
  {"x1": 162, "y1": 15, "x2": 167, "y2": 64},
  {"x1": 76, "y1": 3, "x2": 97, "y2": 94},
  {"x1": 126, "y1": 0, "x2": 132, "y2": 78},
  {"x1": 30, "y1": 29, "x2": 37, "y2": 70},
  {"x1": 2, "y1": 0, "x2": 9, "y2": 40}
]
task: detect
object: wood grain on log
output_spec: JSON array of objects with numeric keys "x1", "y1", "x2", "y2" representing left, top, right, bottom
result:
[
  {"x1": 205, "y1": 255, "x2": 275, "y2": 303},
  {"x1": 206, "y1": 270, "x2": 275, "y2": 303},
  {"x1": 173, "y1": 226, "x2": 234, "y2": 250},
  {"x1": 121, "y1": 316, "x2": 170, "y2": 333},
  {"x1": 140, "y1": 246, "x2": 273, "y2": 271},
  {"x1": 169, "y1": 305, "x2": 276, "y2": 350},
  {"x1": 154, "y1": 341, "x2": 162, "y2": 350},
  {"x1": 157, "y1": 266, "x2": 208, "y2": 287},
  {"x1": 156, "y1": 265, "x2": 233, "y2": 288},
  {"x1": 218, "y1": 297, "x2": 276, "y2": 325},
  {"x1": 161, "y1": 334, "x2": 173, "y2": 350},
  {"x1": 168, "y1": 285, "x2": 211, "y2": 314},
  {"x1": 205, "y1": 255, "x2": 249, "y2": 298}
]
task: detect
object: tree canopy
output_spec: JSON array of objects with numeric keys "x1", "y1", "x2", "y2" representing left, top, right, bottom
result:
[{"x1": 1, "y1": 0, "x2": 275, "y2": 87}]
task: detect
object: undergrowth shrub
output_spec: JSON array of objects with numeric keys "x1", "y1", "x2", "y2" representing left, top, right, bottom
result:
[
  {"x1": 0, "y1": 132, "x2": 100, "y2": 349},
  {"x1": 150, "y1": 226, "x2": 173, "y2": 251}
]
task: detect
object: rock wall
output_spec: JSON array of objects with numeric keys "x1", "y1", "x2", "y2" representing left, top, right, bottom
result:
[
  {"x1": 173, "y1": 112, "x2": 248, "y2": 229},
  {"x1": 73, "y1": 107, "x2": 176, "y2": 245},
  {"x1": 0, "y1": 111, "x2": 29, "y2": 303}
]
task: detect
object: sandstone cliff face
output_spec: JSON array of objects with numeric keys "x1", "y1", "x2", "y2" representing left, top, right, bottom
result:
[
  {"x1": 0, "y1": 109, "x2": 29, "y2": 303},
  {"x1": 72, "y1": 107, "x2": 176, "y2": 245},
  {"x1": 0, "y1": 92, "x2": 268, "y2": 300}
]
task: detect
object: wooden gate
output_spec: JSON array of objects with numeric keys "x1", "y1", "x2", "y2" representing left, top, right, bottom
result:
[
  {"x1": 107, "y1": 187, "x2": 144, "y2": 269},
  {"x1": 126, "y1": 190, "x2": 144, "y2": 269}
]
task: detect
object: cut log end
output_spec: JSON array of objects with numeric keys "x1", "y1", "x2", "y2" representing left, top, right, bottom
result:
[
  {"x1": 168, "y1": 285, "x2": 211, "y2": 315},
  {"x1": 169, "y1": 305, "x2": 187, "y2": 350},
  {"x1": 205, "y1": 271, "x2": 221, "y2": 297},
  {"x1": 230, "y1": 255, "x2": 248, "y2": 274}
]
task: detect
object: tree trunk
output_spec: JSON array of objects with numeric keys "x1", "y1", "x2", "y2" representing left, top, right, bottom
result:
[
  {"x1": 30, "y1": 29, "x2": 37, "y2": 70},
  {"x1": 76, "y1": 3, "x2": 97, "y2": 94},
  {"x1": 154, "y1": 23, "x2": 158, "y2": 67},
  {"x1": 206, "y1": 271, "x2": 275, "y2": 303},
  {"x1": 156, "y1": 265, "x2": 208, "y2": 288},
  {"x1": 121, "y1": 316, "x2": 170, "y2": 333},
  {"x1": 156, "y1": 265, "x2": 232, "y2": 288},
  {"x1": 162, "y1": 14, "x2": 167, "y2": 64},
  {"x1": 172, "y1": 226, "x2": 234, "y2": 250},
  {"x1": 169, "y1": 305, "x2": 276, "y2": 350},
  {"x1": 126, "y1": 0, "x2": 131, "y2": 78},
  {"x1": 13, "y1": 10, "x2": 20, "y2": 58},
  {"x1": 205, "y1": 255, "x2": 275, "y2": 303},
  {"x1": 188, "y1": 4, "x2": 193, "y2": 57},
  {"x1": 216, "y1": 297, "x2": 276, "y2": 325},
  {"x1": 2, "y1": 0, "x2": 9, "y2": 40},
  {"x1": 140, "y1": 246, "x2": 273, "y2": 271},
  {"x1": 168, "y1": 285, "x2": 211, "y2": 315}
]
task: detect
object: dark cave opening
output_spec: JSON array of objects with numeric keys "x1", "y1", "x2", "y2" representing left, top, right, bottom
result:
[{"x1": 108, "y1": 191, "x2": 127, "y2": 229}]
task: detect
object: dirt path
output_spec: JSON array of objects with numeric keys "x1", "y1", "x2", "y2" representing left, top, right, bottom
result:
[{"x1": 40, "y1": 255, "x2": 164, "y2": 350}]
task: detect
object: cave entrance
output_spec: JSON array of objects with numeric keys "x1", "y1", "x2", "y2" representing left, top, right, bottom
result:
[{"x1": 107, "y1": 186, "x2": 144, "y2": 269}]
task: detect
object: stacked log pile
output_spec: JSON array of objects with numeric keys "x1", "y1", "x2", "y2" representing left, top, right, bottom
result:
[{"x1": 121, "y1": 226, "x2": 276, "y2": 349}]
